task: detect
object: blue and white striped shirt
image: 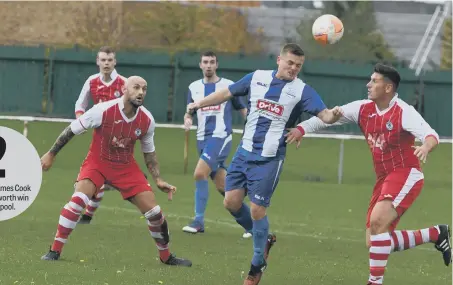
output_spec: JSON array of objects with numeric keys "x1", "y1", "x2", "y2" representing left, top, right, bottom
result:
[
  {"x1": 188, "y1": 78, "x2": 246, "y2": 141},
  {"x1": 228, "y1": 70, "x2": 326, "y2": 161}
]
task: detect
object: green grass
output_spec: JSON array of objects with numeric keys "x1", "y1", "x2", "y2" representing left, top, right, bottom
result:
[{"x1": 0, "y1": 120, "x2": 451, "y2": 285}]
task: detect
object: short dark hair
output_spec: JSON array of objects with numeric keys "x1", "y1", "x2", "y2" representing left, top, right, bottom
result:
[
  {"x1": 98, "y1": 46, "x2": 115, "y2": 54},
  {"x1": 374, "y1": 63, "x2": 400, "y2": 90},
  {"x1": 280, "y1": 43, "x2": 305, "y2": 57},
  {"x1": 200, "y1": 51, "x2": 217, "y2": 62}
]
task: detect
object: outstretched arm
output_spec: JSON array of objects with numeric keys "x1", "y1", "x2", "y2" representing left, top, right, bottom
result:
[
  {"x1": 187, "y1": 88, "x2": 232, "y2": 114},
  {"x1": 41, "y1": 125, "x2": 80, "y2": 171},
  {"x1": 48, "y1": 126, "x2": 75, "y2": 156},
  {"x1": 187, "y1": 72, "x2": 253, "y2": 115},
  {"x1": 316, "y1": 107, "x2": 343, "y2": 124},
  {"x1": 300, "y1": 99, "x2": 364, "y2": 133},
  {"x1": 298, "y1": 84, "x2": 343, "y2": 125},
  {"x1": 41, "y1": 104, "x2": 104, "y2": 171},
  {"x1": 286, "y1": 100, "x2": 364, "y2": 148}
]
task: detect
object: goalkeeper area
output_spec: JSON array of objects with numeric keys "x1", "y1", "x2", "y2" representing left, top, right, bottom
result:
[{"x1": 0, "y1": 119, "x2": 451, "y2": 285}]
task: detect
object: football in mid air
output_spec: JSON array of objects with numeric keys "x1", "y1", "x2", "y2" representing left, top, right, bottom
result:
[{"x1": 312, "y1": 14, "x2": 344, "y2": 45}]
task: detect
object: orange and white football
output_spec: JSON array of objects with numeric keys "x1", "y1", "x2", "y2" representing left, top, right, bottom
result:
[{"x1": 312, "y1": 14, "x2": 344, "y2": 45}]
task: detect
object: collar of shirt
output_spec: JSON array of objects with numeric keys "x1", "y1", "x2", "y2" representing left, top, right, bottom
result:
[
  {"x1": 375, "y1": 93, "x2": 398, "y2": 115},
  {"x1": 99, "y1": 69, "x2": 119, "y2": 84}
]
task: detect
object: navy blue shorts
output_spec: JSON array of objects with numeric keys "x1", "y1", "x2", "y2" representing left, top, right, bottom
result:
[
  {"x1": 225, "y1": 151, "x2": 284, "y2": 207},
  {"x1": 197, "y1": 135, "x2": 232, "y2": 177}
]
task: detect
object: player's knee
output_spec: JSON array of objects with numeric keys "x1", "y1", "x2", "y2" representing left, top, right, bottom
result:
[
  {"x1": 223, "y1": 196, "x2": 241, "y2": 212},
  {"x1": 144, "y1": 205, "x2": 169, "y2": 243},
  {"x1": 369, "y1": 218, "x2": 386, "y2": 235},
  {"x1": 75, "y1": 179, "x2": 97, "y2": 197},
  {"x1": 250, "y1": 204, "x2": 266, "y2": 220},
  {"x1": 193, "y1": 168, "x2": 209, "y2": 181}
]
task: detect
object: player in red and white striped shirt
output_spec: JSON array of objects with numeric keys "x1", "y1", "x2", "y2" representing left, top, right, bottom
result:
[
  {"x1": 40, "y1": 76, "x2": 192, "y2": 267},
  {"x1": 286, "y1": 64, "x2": 451, "y2": 284},
  {"x1": 75, "y1": 46, "x2": 127, "y2": 224},
  {"x1": 75, "y1": 46, "x2": 126, "y2": 117}
]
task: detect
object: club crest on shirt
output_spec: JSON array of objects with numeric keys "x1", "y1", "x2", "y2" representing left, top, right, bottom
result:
[
  {"x1": 386, "y1": 121, "x2": 393, "y2": 131},
  {"x1": 135, "y1": 128, "x2": 142, "y2": 137},
  {"x1": 114, "y1": 90, "x2": 121, "y2": 98}
]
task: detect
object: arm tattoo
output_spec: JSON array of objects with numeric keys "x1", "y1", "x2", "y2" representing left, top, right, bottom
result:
[
  {"x1": 144, "y1": 151, "x2": 160, "y2": 182},
  {"x1": 49, "y1": 126, "x2": 75, "y2": 156}
]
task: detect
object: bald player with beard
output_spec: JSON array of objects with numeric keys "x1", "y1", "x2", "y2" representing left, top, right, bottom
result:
[{"x1": 40, "y1": 76, "x2": 192, "y2": 267}]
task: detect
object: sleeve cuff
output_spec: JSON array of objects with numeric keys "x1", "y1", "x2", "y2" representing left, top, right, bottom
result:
[
  {"x1": 425, "y1": 134, "x2": 439, "y2": 145},
  {"x1": 70, "y1": 119, "x2": 87, "y2": 135},
  {"x1": 296, "y1": 126, "x2": 305, "y2": 136}
]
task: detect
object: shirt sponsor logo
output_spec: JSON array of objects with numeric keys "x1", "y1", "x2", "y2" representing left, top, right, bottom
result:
[
  {"x1": 201, "y1": 105, "x2": 221, "y2": 111},
  {"x1": 111, "y1": 136, "x2": 131, "y2": 149},
  {"x1": 367, "y1": 133, "x2": 387, "y2": 151},
  {"x1": 256, "y1": 99, "x2": 284, "y2": 116}
]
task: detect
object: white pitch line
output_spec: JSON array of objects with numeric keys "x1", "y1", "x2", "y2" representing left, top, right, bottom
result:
[{"x1": 100, "y1": 205, "x2": 437, "y2": 252}]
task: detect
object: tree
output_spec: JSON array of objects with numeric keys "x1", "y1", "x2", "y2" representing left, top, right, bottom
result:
[
  {"x1": 67, "y1": 2, "x2": 123, "y2": 49},
  {"x1": 296, "y1": 1, "x2": 395, "y2": 63},
  {"x1": 441, "y1": 17, "x2": 452, "y2": 70},
  {"x1": 121, "y1": 2, "x2": 264, "y2": 54}
]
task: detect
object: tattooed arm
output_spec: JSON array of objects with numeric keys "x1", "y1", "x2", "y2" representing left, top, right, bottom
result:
[
  {"x1": 48, "y1": 125, "x2": 76, "y2": 156},
  {"x1": 140, "y1": 118, "x2": 176, "y2": 194},
  {"x1": 48, "y1": 102, "x2": 104, "y2": 156},
  {"x1": 143, "y1": 151, "x2": 161, "y2": 183},
  {"x1": 41, "y1": 104, "x2": 103, "y2": 171},
  {"x1": 41, "y1": 125, "x2": 77, "y2": 171}
]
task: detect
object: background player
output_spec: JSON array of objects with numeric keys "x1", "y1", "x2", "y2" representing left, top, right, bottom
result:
[
  {"x1": 40, "y1": 76, "x2": 192, "y2": 267},
  {"x1": 182, "y1": 51, "x2": 249, "y2": 237},
  {"x1": 288, "y1": 63, "x2": 451, "y2": 284},
  {"x1": 74, "y1": 46, "x2": 127, "y2": 224},
  {"x1": 187, "y1": 43, "x2": 343, "y2": 284}
]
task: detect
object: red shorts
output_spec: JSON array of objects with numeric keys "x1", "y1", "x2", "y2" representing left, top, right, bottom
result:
[
  {"x1": 76, "y1": 159, "x2": 151, "y2": 200},
  {"x1": 366, "y1": 167, "x2": 424, "y2": 231}
]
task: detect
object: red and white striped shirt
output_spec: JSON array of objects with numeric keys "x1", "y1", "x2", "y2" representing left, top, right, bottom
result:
[
  {"x1": 70, "y1": 98, "x2": 155, "y2": 165},
  {"x1": 75, "y1": 69, "x2": 126, "y2": 116},
  {"x1": 299, "y1": 95, "x2": 439, "y2": 178}
]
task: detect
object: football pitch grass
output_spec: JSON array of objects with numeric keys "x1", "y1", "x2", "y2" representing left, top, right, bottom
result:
[{"x1": 0, "y1": 120, "x2": 451, "y2": 285}]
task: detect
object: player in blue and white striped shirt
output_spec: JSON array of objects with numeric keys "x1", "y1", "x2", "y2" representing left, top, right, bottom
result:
[
  {"x1": 182, "y1": 51, "x2": 248, "y2": 236},
  {"x1": 187, "y1": 44, "x2": 342, "y2": 284}
]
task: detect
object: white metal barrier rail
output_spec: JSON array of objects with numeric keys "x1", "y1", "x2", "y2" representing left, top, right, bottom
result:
[{"x1": 1, "y1": 115, "x2": 451, "y2": 184}]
